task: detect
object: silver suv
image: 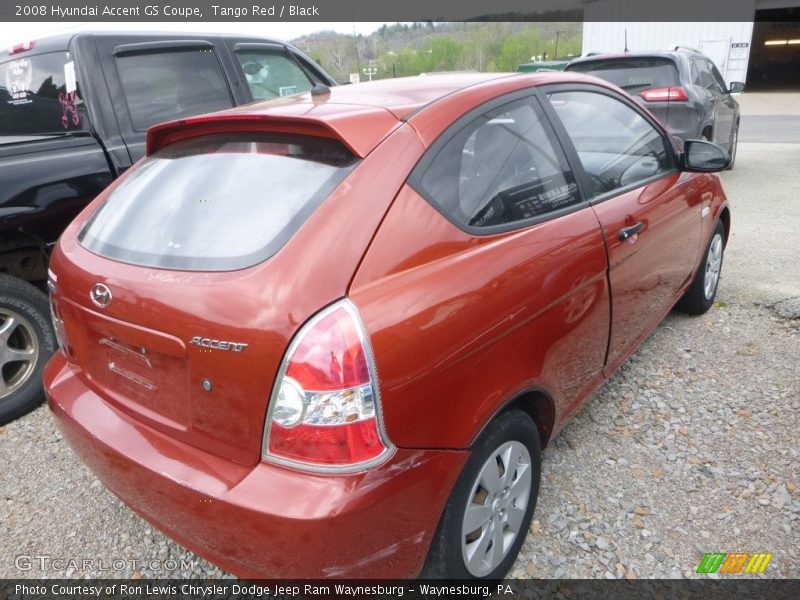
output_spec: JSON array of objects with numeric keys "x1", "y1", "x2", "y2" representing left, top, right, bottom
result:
[{"x1": 565, "y1": 48, "x2": 744, "y2": 168}]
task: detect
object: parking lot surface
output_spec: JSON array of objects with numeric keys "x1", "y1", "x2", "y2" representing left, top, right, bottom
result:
[{"x1": 1, "y1": 101, "x2": 798, "y2": 580}]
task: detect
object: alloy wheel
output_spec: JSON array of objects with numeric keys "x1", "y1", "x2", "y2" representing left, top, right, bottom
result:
[
  {"x1": 0, "y1": 309, "x2": 39, "y2": 400},
  {"x1": 461, "y1": 440, "x2": 532, "y2": 577},
  {"x1": 704, "y1": 233, "x2": 724, "y2": 300}
]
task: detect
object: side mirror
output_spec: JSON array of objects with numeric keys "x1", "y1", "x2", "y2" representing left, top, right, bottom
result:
[
  {"x1": 682, "y1": 140, "x2": 730, "y2": 172},
  {"x1": 728, "y1": 81, "x2": 745, "y2": 94}
]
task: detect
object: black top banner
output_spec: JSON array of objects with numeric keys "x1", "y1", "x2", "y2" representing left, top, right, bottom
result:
[{"x1": 0, "y1": 0, "x2": 789, "y2": 22}]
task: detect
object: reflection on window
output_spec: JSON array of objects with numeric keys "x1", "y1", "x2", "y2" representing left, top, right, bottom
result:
[
  {"x1": 0, "y1": 51, "x2": 89, "y2": 136},
  {"x1": 116, "y1": 49, "x2": 233, "y2": 131},
  {"x1": 548, "y1": 91, "x2": 673, "y2": 196},
  {"x1": 417, "y1": 98, "x2": 581, "y2": 230},
  {"x1": 236, "y1": 51, "x2": 313, "y2": 100}
]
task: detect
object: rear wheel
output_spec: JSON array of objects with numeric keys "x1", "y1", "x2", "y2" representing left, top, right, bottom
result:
[
  {"x1": 676, "y1": 220, "x2": 725, "y2": 315},
  {"x1": 0, "y1": 275, "x2": 56, "y2": 424},
  {"x1": 727, "y1": 123, "x2": 739, "y2": 170},
  {"x1": 423, "y1": 410, "x2": 541, "y2": 579}
]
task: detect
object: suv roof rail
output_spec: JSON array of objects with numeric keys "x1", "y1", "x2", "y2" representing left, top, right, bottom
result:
[{"x1": 673, "y1": 45, "x2": 701, "y2": 53}]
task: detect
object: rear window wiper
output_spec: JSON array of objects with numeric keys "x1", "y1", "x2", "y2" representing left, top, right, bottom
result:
[{"x1": 619, "y1": 83, "x2": 653, "y2": 90}]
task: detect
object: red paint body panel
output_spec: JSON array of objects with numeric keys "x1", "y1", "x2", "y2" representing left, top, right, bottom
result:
[
  {"x1": 50, "y1": 123, "x2": 424, "y2": 465},
  {"x1": 351, "y1": 186, "x2": 610, "y2": 448},
  {"x1": 591, "y1": 173, "x2": 703, "y2": 370},
  {"x1": 45, "y1": 73, "x2": 730, "y2": 578},
  {"x1": 46, "y1": 353, "x2": 465, "y2": 578}
]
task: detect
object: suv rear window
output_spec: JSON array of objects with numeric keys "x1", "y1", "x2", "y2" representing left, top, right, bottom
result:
[
  {"x1": 1, "y1": 51, "x2": 89, "y2": 138},
  {"x1": 566, "y1": 58, "x2": 680, "y2": 92},
  {"x1": 79, "y1": 134, "x2": 358, "y2": 271}
]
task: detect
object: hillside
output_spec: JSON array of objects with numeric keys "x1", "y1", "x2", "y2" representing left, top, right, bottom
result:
[{"x1": 291, "y1": 22, "x2": 582, "y2": 82}]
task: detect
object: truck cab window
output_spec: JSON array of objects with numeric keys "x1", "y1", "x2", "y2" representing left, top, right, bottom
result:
[
  {"x1": 235, "y1": 50, "x2": 313, "y2": 101},
  {"x1": 0, "y1": 52, "x2": 89, "y2": 139},
  {"x1": 116, "y1": 49, "x2": 234, "y2": 131}
]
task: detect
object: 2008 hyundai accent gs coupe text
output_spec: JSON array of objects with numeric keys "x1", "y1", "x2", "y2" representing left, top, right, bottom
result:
[{"x1": 44, "y1": 72, "x2": 731, "y2": 579}]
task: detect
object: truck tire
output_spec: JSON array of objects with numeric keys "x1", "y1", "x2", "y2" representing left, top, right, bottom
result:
[{"x1": 0, "y1": 275, "x2": 56, "y2": 424}]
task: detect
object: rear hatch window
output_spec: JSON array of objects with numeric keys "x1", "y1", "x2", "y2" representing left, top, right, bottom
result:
[
  {"x1": 566, "y1": 57, "x2": 680, "y2": 93},
  {"x1": 1, "y1": 51, "x2": 89, "y2": 140},
  {"x1": 79, "y1": 134, "x2": 358, "y2": 270}
]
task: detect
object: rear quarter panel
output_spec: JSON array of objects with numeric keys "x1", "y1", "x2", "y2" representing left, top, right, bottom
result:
[{"x1": 350, "y1": 186, "x2": 610, "y2": 449}]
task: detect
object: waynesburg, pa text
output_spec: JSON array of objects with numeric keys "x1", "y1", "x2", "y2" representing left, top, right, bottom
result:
[{"x1": 14, "y1": 584, "x2": 516, "y2": 598}]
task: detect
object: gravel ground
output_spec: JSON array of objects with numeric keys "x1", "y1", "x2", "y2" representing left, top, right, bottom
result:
[{"x1": 1, "y1": 142, "x2": 798, "y2": 579}]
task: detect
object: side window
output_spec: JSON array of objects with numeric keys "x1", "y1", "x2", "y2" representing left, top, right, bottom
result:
[
  {"x1": 707, "y1": 61, "x2": 727, "y2": 93},
  {"x1": 414, "y1": 97, "x2": 581, "y2": 230},
  {"x1": 548, "y1": 90, "x2": 674, "y2": 197},
  {"x1": 235, "y1": 50, "x2": 313, "y2": 100},
  {"x1": 116, "y1": 49, "x2": 233, "y2": 131},
  {"x1": 691, "y1": 59, "x2": 717, "y2": 92},
  {"x1": 690, "y1": 60, "x2": 702, "y2": 86},
  {"x1": 0, "y1": 51, "x2": 89, "y2": 137}
]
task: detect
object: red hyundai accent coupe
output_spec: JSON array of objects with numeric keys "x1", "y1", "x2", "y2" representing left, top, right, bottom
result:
[{"x1": 45, "y1": 72, "x2": 730, "y2": 579}]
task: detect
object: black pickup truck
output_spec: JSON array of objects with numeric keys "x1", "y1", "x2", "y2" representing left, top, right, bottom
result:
[{"x1": 0, "y1": 30, "x2": 336, "y2": 422}]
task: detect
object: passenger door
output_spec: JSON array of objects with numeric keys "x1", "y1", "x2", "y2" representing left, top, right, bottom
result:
[
  {"x1": 543, "y1": 87, "x2": 703, "y2": 372},
  {"x1": 707, "y1": 60, "x2": 737, "y2": 147},
  {"x1": 690, "y1": 58, "x2": 733, "y2": 144}
]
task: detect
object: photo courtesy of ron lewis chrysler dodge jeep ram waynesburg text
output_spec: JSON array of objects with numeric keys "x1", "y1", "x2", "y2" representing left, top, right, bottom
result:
[{"x1": 44, "y1": 71, "x2": 731, "y2": 579}]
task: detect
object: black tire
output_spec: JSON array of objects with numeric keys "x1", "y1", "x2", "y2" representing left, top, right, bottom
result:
[
  {"x1": 676, "y1": 220, "x2": 726, "y2": 315},
  {"x1": 0, "y1": 274, "x2": 57, "y2": 424},
  {"x1": 422, "y1": 410, "x2": 541, "y2": 579},
  {"x1": 727, "y1": 123, "x2": 739, "y2": 170}
]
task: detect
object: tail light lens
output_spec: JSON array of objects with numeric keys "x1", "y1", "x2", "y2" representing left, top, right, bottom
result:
[
  {"x1": 640, "y1": 86, "x2": 689, "y2": 102},
  {"x1": 262, "y1": 299, "x2": 393, "y2": 472},
  {"x1": 9, "y1": 41, "x2": 35, "y2": 55}
]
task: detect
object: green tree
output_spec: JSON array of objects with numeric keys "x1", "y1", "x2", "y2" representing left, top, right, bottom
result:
[{"x1": 496, "y1": 28, "x2": 543, "y2": 72}]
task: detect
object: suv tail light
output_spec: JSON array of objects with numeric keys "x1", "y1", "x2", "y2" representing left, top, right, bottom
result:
[
  {"x1": 640, "y1": 86, "x2": 689, "y2": 102},
  {"x1": 9, "y1": 41, "x2": 35, "y2": 55},
  {"x1": 262, "y1": 299, "x2": 393, "y2": 472}
]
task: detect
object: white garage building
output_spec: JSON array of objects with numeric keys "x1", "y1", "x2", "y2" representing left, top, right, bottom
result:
[{"x1": 582, "y1": 0, "x2": 800, "y2": 89}]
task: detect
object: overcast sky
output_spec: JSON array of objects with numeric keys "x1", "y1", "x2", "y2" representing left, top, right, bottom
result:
[{"x1": 0, "y1": 22, "x2": 388, "y2": 49}]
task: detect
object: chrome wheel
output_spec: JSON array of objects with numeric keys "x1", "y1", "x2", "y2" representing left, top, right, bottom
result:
[
  {"x1": 0, "y1": 309, "x2": 39, "y2": 400},
  {"x1": 461, "y1": 440, "x2": 532, "y2": 577},
  {"x1": 704, "y1": 233, "x2": 723, "y2": 300}
]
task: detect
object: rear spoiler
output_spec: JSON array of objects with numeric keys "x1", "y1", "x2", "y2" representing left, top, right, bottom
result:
[{"x1": 146, "y1": 107, "x2": 399, "y2": 158}]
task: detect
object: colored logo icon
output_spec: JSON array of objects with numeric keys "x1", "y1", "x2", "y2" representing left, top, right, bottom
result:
[{"x1": 697, "y1": 552, "x2": 773, "y2": 574}]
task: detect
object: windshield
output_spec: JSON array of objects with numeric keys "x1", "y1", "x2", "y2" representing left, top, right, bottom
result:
[
  {"x1": 0, "y1": 51, "x2": 89, "y2": 138},
  {"x1": 79, "y1": 134, "x2": 358, "y2": 271}
]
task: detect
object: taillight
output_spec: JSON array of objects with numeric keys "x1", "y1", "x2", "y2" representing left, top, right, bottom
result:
[
  {"x1": 262, "y1": 299, "x2": 393, "y2": 472},
  {"x1": 640, "y1": 86, "x2": 688, "y2": 102},
  {"x1": 9, "y1": 41, "x2": 35, "y2": 55}
]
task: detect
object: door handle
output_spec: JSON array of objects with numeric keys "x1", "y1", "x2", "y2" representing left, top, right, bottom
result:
[{"x1": 618, "y1": 221, "x2": 644, "y2": 241}]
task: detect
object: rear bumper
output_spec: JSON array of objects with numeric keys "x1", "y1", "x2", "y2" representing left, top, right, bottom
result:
[{"x1": 45, "y1": 352, "x2": 466, "y2": 578}]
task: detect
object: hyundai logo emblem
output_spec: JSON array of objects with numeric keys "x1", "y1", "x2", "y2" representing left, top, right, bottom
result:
[{"x1": 90, "y1": 283, "x2": 112, "y2": 308}]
